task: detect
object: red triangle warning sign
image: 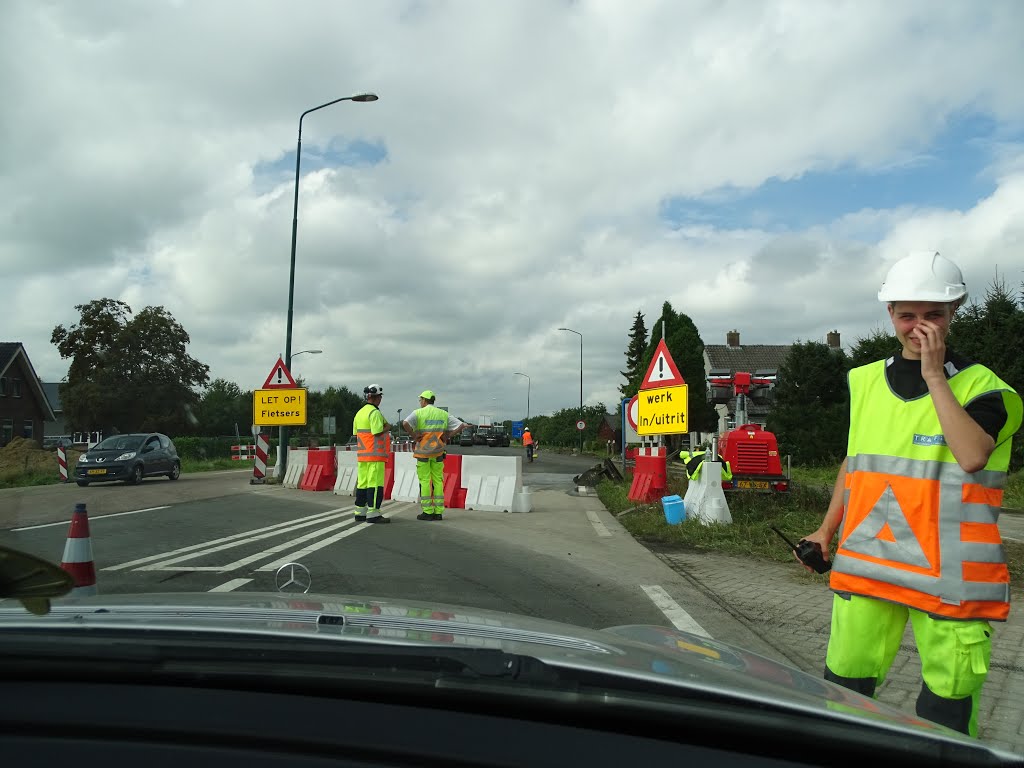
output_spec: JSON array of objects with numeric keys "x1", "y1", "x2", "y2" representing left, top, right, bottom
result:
[
  {"x1": 263, "y1": 357, "x2": 297, "y2": 389},
  {"x1": 640, "y1": 339, "x2": 686, "y2": 390}
]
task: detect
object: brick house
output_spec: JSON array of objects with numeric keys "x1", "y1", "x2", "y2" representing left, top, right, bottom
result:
[{"x1": 0, "y1": 342, "x2": 56, "y2": 447}]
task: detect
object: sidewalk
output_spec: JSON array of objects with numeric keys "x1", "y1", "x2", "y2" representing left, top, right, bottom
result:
[{"x1": 650, "y1": 548, "x2": 1024, "y2": 754}]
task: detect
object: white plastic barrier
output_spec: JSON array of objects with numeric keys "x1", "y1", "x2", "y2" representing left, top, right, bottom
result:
[
  {"x1": 461, "y1": 455, "x2": 524, "y2": 512},
  {"x1": 685, "y1": 461, "x2": 732, "y2": 525},
  {"x1": 391, "y1": 453, "x2": 420, "y2": 503},
  {"x1": 333, "y1": 450, "x2": 359, "y2": 495},
  {"x1": 283, "y1": 449, "x2": 309, "y2": 489}
]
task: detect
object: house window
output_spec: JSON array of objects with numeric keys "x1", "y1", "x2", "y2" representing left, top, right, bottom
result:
[
  {"x1": 23, "y1": 421, "x2": 33, "y2": 440},
  {"x1": 0, "y1": 377, "x2": 6, "y2": 396},
  {"x1": 1, "y1": 419, "x2": 12, "y2": 446},
  {"x1": 12, "y1": 379, "x2": 22, "y2": 397}
]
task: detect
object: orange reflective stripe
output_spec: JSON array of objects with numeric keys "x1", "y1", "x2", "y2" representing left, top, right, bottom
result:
[
  {"x1": 962, "y1": 561, "x2": 1009, "y2": 584},
  {"x1": 832, "y1": 572, "x2": 1009, "y2": 622},
  {"x1": 963, "y1": 483, "x2": 1002, "y2": 507},
  {"x1": 960, "y1": 522, "x2": 1003, "y2": 545}
]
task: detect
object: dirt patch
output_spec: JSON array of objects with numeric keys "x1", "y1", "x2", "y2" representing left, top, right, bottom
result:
[{"x1": 0, "y1": 437, "x2": 82, "y2": 477}]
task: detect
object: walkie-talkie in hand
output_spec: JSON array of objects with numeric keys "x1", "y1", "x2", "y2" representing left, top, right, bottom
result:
[{"x1": 770, "y1": 526, "x2": 832, "y2": 574}]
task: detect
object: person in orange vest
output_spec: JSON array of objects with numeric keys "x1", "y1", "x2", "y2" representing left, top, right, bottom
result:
[
  {"x1": 352, "y1": 384, "x2": 391, "y2": 524},
  {"x1": 799, "y1": 252, "x2": 1022, "y2": 737},
  {"x1": 522, "y1": 427, "x2": 535, "y2": 462}
]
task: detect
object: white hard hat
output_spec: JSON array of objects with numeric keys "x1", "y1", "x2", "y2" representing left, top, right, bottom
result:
[
  {"x1": 364, "y1": 384, "x2": 383, "y2": 398},
  {"x1": 878, "y1": 252, "x2": 968, "y2": 304},
  {"x1": 524, "y1": 427, "x2": 530, "y2": 431}
]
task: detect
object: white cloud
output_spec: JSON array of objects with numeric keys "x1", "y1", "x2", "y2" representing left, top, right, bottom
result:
[{"x1": 3, "y1": 0, "x2": 1024, "y2": 422}]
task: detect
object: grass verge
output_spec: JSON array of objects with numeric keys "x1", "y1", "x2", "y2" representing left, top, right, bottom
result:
[
  {"x1": 599, "y1": 476, "x2": 1024, "y2": 585},
  {"x1": 0, "y1": 457, "x2": 275, "y2": 489}
]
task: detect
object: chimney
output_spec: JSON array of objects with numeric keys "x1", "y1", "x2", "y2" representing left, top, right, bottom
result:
[
  {"x1": 726, "y1": 330, "x2": 740, "y2": 348},
  {"x1": 827, "y1": 330, "x2": 841, "y2": 350}
]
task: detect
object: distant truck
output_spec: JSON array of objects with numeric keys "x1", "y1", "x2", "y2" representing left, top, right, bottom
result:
[{"x1": 486, "y1": 426, "x2": 510, "y2": 448}]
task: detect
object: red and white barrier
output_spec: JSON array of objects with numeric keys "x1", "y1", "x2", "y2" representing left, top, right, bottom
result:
[
  {"x1": 232, "y1": 444, "x2": 256, "y2": 461},
  {"x1": 57, "y1": 445, "x2": 69, "y2": 482},
  {"x1": 251, "y1": 433, "x2": 269, "y2": 484}
]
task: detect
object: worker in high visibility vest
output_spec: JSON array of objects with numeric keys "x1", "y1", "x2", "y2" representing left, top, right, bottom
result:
[
  {"x1": 402, "y1": 390, "x2": 471, "y2": 521},
  {"x1": 800, "y1": 252, "x2": 1022, "y2": 737},
  {"x1": 678, "y1": 448, "x2": 732, "y2": 482},
  {"x1": 522, "y1": 427, "x2": 535, "y2": 462},
  {"x1": 352, "y1": 384, "x2": 391, "y2": 524}
]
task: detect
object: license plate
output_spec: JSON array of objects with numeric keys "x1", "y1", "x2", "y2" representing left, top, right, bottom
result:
[
  {"x1": 87, "y1": 469, "x2": 107, "y2": 475},
  {"x1": 736, "y1": 480, "x2": 769, "y2": 490}
]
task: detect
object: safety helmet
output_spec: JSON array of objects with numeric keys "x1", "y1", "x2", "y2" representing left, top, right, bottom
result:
[
  {"x1": 878, "y1": 252, "x2": 968, "y2": 304},
  {"x1": 524, "y1": 427, "x2": 530, "y2": 432},
  {"x1": 419, "y1": 389, "x2": 436, "y2": 400},
  {"x1": 364, "y1": 384, "x2": 383, "y2": 398}
]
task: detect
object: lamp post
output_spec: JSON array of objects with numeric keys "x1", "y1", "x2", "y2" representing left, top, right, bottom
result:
[
  {"x1": 397, "y1": 408, "x2": 403, "y2": 437},
  {"x1": 558, "y1": 327, "x2": 583, "y2": 454},
  {"x1": 279, "y1": 93, "x2": 378, "y2": 479},
  {"x1": 513, "y1": 372, "x2": 530, "y2": 421}
]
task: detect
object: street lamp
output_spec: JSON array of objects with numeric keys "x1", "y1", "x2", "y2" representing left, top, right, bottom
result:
[
  {"x1": 513, "y1": 372, "x2": 530, "y2": 421},
  {"x1": 279, "y1": 93, "x2": 378, "y2": 479},
  {"x1": 558, "y1": 327, "x2": 583, "y2": 454},
  {"x1": 397, "y1": 408, "x2": 403, "y2": 436}
]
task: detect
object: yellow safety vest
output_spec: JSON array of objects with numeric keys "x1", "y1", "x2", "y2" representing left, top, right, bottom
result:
[
  {"x1": 832, "y1": 359, "x2": 1022, "y2": 621},
  {"x1": 413, "y1": 405, "x2": 450, "y2": 459},
  {"x1": 353, "y1": 404, "x2": 389, "y2": 462}
]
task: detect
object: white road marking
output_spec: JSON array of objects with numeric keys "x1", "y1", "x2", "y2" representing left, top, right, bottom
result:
[
  {"x1": 256, "y1": 512, "x2": 399, "y2": 572},
  {"x1": 641, "y1": 584, "x2": 711, "y2": 639},
  {"x1": 208, "y1": 578, "x2": 253, "y2": 592},
  {"x1": 12, "y1": 506, "x2": 171, "y2": 531},
  {"x1": 585, "y1": 510, "x2": 612, "y2": 537},
  {"x1": 196, "y1": 517, "x2": 358, "y2": 572},
  {"x1": 103, "y1": 507, "x2": 347, "y2": 571}
]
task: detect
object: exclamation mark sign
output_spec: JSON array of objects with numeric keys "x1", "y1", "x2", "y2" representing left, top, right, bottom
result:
[
  {"x1": 277, "y1": 368, "x2": 283, "y2": 384},
  {"x1": 658, "y1": 357, "x2": 664, "y2": 378}
]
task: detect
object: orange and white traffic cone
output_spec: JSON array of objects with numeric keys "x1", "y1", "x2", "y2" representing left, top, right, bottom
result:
[{"x1": 60, "y1": 502, "x2": 97, "y2": 596}]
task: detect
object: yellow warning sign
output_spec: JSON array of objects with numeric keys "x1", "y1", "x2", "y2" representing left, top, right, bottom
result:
[
  {"x1": 253, "y1": 388, "x2": 308, "y2": 426},
  {"x1": 637, "y1": 385, "x2": 688, "y2": 435}
]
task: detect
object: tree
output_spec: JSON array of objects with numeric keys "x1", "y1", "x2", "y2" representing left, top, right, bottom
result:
[
  {"x1": 196, "y1": 379, "x2": 250, "y2": 436},
  {"x1": 767, "y1": 341, "x2": 850, "y2": 466},
  {"x1": 51, "y1": 298, "x2": 211, "y2": 435},
  {"x1": 639, "y1": 301, "x2": 717, "y2": 433},
  {"x1": 849, "y1": 327, "x2": 900, "y2": 368},
  {"x1": 619, "y1": 310, "x2": 648, "y2": 399}
]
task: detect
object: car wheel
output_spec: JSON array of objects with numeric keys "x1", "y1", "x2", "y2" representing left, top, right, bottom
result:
[
  {"x1": 128, "y1": 464, "x2": 144, "y2": 485},
  {"x1": 168, "y1": 461, "x2": 181, "y2": 481},
  {"x1": 76, "y1": 480, "x2": 89, "y2": 487}
]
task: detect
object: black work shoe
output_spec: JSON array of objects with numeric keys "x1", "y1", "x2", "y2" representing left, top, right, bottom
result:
[
  {"x1": 417, "y1": 513, "x2": 434, "y2": 521},
  {"x1": 432, "y1": 514, "x2": 444, "y2": 521},
  {"x1": 365, "y1": 515, "x2": 391, "y2": 524},
  {"x1": 354, "y1": 514, "x2": 367, "y2": 522}
]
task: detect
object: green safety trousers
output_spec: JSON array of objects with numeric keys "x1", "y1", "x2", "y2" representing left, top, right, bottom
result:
[
  {"x1": 416, "y1": 457, "x2": 445, "y2": 516},
  {"x1": 355, "y1": 461, "x2": 385, "y2": 519},
  {"x1": 825, "y1": 593, "x2": 992, "y2": 737}
]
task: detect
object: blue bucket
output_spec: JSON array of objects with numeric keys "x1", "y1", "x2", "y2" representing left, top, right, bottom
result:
[{"x1": 661, "y1": 495, "x2": 685, "y2": 525}]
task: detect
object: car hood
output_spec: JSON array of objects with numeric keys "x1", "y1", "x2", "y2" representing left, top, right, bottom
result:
[
  {"x1": 82, "y1": 447, "x2": 141, "y2": 459},
  {"x1": 0, "y1": 590, "x2": 977, "y2": 747}
]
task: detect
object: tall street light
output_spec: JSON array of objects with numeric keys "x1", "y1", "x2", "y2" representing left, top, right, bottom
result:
[
  {"x1": 558, "y1": 327, "x2": 583, "y2": 454},
  {"x1": 279, "y1": 93, "x2": 378, "y2": 479},
  {"x1": 513, "y1": 372, "x2": 530, "y2": 421}
]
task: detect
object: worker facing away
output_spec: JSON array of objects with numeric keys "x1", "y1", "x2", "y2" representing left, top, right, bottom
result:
[
  {"x1": 353, "y1": 384, "x2": 391, "y2": 524},
  {"x1": 800, "y1": 251, "x2": 1022, "y2": 737},
  {"x1": 522, "y1": 427, "x2": 535, "y2": 462},
  {"x1": 402, "y1": 390, "x2": 471, "y2": 521},
  {"x1": 679, "y1": 448, "x2": 732, "y2": 482}
]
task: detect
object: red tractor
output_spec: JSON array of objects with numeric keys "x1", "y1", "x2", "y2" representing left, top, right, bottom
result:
[{"x1": 706, "y1": 369, "x2": 790, "y2": 492}]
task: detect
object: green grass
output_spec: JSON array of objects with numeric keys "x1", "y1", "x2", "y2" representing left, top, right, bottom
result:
[
  {"x1": 1003, "y1": 470, "x2": 1024, "y2": 510},
  {"x1": 180, "y1": 457, "x2": 274, "y2": 473}
]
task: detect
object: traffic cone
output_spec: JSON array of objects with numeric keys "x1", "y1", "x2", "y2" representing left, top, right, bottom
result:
[{"x1": 60, "y1": 502, "x2": 97, "y2": 596}]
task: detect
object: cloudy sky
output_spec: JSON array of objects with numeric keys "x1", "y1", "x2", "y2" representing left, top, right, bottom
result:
[{"x1": 4, "y1": 0, "x2": 1024, "y2": 424}]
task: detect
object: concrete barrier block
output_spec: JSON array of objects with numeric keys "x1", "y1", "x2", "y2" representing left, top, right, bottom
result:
[{"x1": 391, "y1": 453, "x2": 420, "y2": 503}]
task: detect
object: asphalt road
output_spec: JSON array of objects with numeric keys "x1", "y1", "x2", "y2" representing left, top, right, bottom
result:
[{"x1": 0, "y1": 447, "x2": 681, "y2": 630}]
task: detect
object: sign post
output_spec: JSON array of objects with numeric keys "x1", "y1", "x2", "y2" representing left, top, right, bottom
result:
[
  {"x1": 254, "y1": 357, "x2": 306, "y2": 478},
  {"x1": 636, "y1": 339, "x2": 688, "y2": 436}
]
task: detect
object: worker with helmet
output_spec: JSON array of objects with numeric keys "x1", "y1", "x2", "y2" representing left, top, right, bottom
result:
[
  {"x1": 522, "y1": 426, "x2": 535, "y2": 462},
  {"x1": 402, "y1": 390, "x2": 471, "y2": 521},
  {"x1": 800, "y1": 252, "x2": 1022, "y2": 737},
  {"x1": 678, "y1": 448, "x2": 732, "y2": 483},
  {"x1": 352, "y1": 384, "x2": 391, "y2": 524}
]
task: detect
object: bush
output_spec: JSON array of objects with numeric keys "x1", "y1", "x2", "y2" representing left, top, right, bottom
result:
[{"x1": 172, "y1": 436, "x2": 278, "y2": 461}]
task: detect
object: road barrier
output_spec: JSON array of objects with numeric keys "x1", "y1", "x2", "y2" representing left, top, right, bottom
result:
[
  {"x1": 390, "y1": 453, "x2": 420, "y2": 502},
  {"x1": 628, "y1": 445, "x2": 667, "y2": 503},
  {"x1": 283, "y1": 448, "x2": 308, "y2": 488},
  {"x1": 333, "y1": 450, "x2": 359, "y2": 495},
  {"x1": 231, "y1": 444, "x2": 256, "y2": 461},
  {"x1": 57, "y1": 445, "x2": 69, "y2": 483},
  {"x1": 462, "y1": 455, "x2": 526, "y2": 512},
  {"x1": 300, "y1": 449, "x2": 336, "y2": 492},
  {"x1": 251, "y1": 434, "x2": 269, "y2": 484}
]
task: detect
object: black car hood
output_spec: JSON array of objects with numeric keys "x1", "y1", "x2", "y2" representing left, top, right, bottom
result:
[{"x1": 0, "y1": 589, "x2": 989, "y2": 751}]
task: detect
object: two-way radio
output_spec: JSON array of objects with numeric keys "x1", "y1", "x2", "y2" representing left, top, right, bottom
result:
[{"x1": 770, "y1": 526, "x2": 832, "y2": 574}]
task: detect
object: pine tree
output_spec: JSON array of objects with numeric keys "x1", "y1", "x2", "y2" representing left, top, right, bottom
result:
[{"x1": 619, "y1": 310, "x2": 648, "y2": 398}]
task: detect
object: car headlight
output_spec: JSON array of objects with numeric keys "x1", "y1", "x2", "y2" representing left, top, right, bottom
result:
[
  {"x1": 78, "y1": 455, "x2": 88, "y2": 463},
  {"x1": 116, "y1": 451, "x2": 137, "y2": 461}
]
